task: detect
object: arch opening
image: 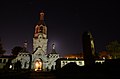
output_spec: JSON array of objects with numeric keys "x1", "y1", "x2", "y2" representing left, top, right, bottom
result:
[{"x1": 34, "y1": 59, "x2": 43, "y2": 71}]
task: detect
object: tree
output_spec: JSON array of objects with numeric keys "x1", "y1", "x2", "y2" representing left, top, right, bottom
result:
[
  {"x1": 11, "y1": 46, "x2": 23, "y2": 56},
  {"x1": 0, "y1": 38, "x2": 6, "y2": 55},
  {"x1": 106, "y1": 40, "x2": 120, "y2": 59}
]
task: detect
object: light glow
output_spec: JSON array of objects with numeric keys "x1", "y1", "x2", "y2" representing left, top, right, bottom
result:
[
  {"x1": 35, "y1": 61, "x2": 42, "y2": 71},
  {"x1": 9, "y1": 65, "x2": 12, "y2": 69}
]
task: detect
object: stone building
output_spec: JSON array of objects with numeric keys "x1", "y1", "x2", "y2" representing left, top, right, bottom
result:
[
  {"x1": 0, "y1": 55, "x2": 15, "y2": 69},
  {"x1": 12, "y1": 12, "x2": 59, "y2": 71}
]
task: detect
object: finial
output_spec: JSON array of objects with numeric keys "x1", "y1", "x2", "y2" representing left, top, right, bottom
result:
[
  {"x1": 52, "y1": 43, "x2": 55, "y2": 49},
  {"x1": 24, "y1": 40, "x2": 28, "y2": 49}
]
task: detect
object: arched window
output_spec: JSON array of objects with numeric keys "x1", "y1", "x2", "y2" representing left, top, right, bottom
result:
[
  {"x1": 3, "y1": 59, "x2": 6, "y2": 63},
  {"x1": 0, "y1": 59, "x2": 2, "y2": 63},
  {"x1": 40, "y1": 26, "x2": 43, "y2": 33}
]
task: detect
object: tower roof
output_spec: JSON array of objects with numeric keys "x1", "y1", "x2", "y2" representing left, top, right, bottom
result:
[
  {"x1": 37, "y1": 12, "x2": 46, "y2": 26},
  {"x1": 50, "y1": 43, "x2": 57, "y2": 54},
  {"x1": 50, "y1": 49, "x2": 57, "y2": 54}
]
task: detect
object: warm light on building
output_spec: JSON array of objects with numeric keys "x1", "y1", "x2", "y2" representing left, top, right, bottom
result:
[
  {"x1": 64, "y1": 54, "x2": 82, "y2": 59},
  {"x1": 35, "y1": 61, "x2": 42, "y2": 71}
]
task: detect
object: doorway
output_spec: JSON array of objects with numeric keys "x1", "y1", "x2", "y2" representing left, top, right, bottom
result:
[{"x1": 34, "y1": 59, "x2": 43, "y2": 71}]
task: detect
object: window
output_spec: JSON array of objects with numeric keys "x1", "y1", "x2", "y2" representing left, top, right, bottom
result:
[
  {"x1": 40, "y1": 26, "x2": 43, "y2": 33},
  {"x1": 0, "y1": 59, "x2": 2, "y2": 63},
  {"x1": 3, "y1": 59, "x2": 6, "y2": 63},
  {"x1": 19, "y1": 54, "x2": 21, "y2": 56},
  {"x1": 24, "y1": 62, "x2": 27, "y2": 68},
  {"x1": 79, "y1": 61, "x2": 82, "y2": 65}
]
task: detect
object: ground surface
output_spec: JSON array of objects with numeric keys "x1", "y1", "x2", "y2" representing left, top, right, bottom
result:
[{"x1": 0, "y1": 70, "x2": 120, "y2": 79}]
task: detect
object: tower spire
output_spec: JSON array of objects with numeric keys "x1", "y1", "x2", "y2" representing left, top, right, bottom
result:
[
  {"x1": 52, "y1": 43, "x2": 55, "y2": 49},
  {"x1": 37, "y1": 11, "x2": 45, "y2": 25},
  {"x1": 24, "y1": 40, "x2": 28, "y2": 49},
  {"x1": 50, "y1": 43, "x2": 57, "y2": 54},
  {"x1": 34, "y1": 11, "x2": 47, "y2": 38},
  {"x1": 40, "y1": 12, "x2": 44, "y2": 21}
]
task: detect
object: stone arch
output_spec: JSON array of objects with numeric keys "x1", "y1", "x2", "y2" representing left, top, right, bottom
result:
[
  {"x1": 20, "y1": 58, "x2": 29, "y2": 69},
  {"x1": 34, "y1": 58, "x2": 43, "y2": 71}
]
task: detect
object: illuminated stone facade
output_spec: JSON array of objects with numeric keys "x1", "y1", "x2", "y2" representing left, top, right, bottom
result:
[{"x1": 12, "y1": 12, "x2": 59, "y2": 71}]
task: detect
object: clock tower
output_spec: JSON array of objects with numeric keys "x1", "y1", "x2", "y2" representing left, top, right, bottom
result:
[{"x1": 33, "y1": 12, "x2": 48, "y2": 55}]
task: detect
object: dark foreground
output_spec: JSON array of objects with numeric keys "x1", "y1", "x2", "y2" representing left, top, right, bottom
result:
[
  {"x1": 0, "y1": 69, "x2": 120, "y2": 79},
  {"x1": 0, "y1": 68, "x2": 120, "y2": 79},
  {"x1": 1, "y1": 60, "x2": 120, "y2": 79},
  {"x1": 0, "y1": 70, "x2": 56, "y2": 79}
]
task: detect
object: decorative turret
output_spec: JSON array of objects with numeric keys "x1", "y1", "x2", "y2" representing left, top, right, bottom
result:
[
  {"x1": 48, "y1": 43, "x2": 59, "y2": 59},
  {"x1": 21, "y1": 40, "x2": 28, "y2": 53},
  {"x1": 24, "y1": 40, "x2": 28, "y2": 49},
  {"x1": 38, "y1": 12, "x2": 45, "y2": 26},
  {"x1": 46, "y1": 43, "x2": 59, "y2": 70},
  {"x1": 50, "y1": 43, "x2": 57, "y2": 54}
]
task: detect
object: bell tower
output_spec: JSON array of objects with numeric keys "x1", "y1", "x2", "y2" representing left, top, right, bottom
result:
[
  {"x1": 34, "y1": 12, "x2": 47, "y2": 39},
  {"x1": 33, "y1": 12, "x2": 48, "y2": 54}
]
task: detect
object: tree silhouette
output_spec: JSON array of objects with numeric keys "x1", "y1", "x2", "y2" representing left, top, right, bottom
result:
[
  {"x1": 0, "y1": 38, "x2": 6, "y2": 55},
  {"x1": 106, "y1": 40, "x2": 120, "y2": 59},
  {"x1": 11, "y1": 46, "x2": 23, "y2": 56}
]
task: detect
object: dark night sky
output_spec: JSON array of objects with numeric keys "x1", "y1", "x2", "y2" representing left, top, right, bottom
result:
[{"x1": 0, "y1": 0, "x2": 120, "y2": 56}]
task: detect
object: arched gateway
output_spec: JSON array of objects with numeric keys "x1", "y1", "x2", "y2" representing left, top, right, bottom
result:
[{"x1": 34, "y1": 58, "x2": 43, "y2": 71}]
